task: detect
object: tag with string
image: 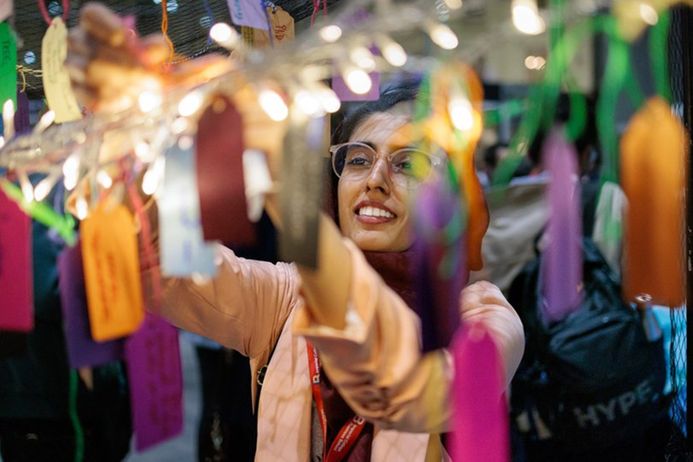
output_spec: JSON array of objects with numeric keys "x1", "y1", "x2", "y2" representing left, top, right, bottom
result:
[
  {"x1": 159, "y1": 140, "x2": 217, "y2": 278},
  {"x1": 125, "y1": 312, "x2": 183, "y2": 451},
  {"x1": 41, "y1": 17, "x2": 82, "y2": 123},
  {"x1": 0, "y1": 0, "x2": 12, "y2": 22},
  {"x1": 620, "y1": 97, "x2": 686, "y2": 306},
  {"x1": 451, "y1": 324, "x2": 509, "y2": 462},
  {"x1": 227, "y1": 0, "x2": 270, "y2": 30},
  {"x1": 81, "y1": 203, "x2": 145, "y2": 341},
  {"x1": 279, "y1": 114, "x2": 325, "y2": 268},
  {"x1": 0, "y1": 22, "x2": 17, "y2": 109},
  {"x1": 58, "y1": 241, "x2": 124, "y2": 368},
  {"x1": 196, "y1": 94, "x2": 256, "y2": 245},
  {"x1": 0, "y1": 187, "x2": 33, "y2": 332},
  {"x1": 541, "y1": 130, "x2": 582, "y2": 323},
  {"x1": 252, "y1": 5, "x2": 295, "y2": 48}
]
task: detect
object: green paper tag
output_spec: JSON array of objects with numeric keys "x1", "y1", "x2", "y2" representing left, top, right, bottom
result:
[{"x1": 0, "y1": 22, "x2": 16, "y2": 110}]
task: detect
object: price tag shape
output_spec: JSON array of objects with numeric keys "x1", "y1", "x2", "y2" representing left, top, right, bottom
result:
[
  {"x1": 42, "y1": 18, "x2": 82, "y2": 123},
  {"x1": 0, "y1": 22, "x2": 16, "y2": 109},
  {"x1": 58, "y1": 242, "x2": 124, "y2": 368},
  {"x1": 126, "y1": 313, "x2": 183, "y2": 451},
  {"x1": 159, "y1": 141, "x2": 217, "y2": 277},
  {"x1": 252, "y1": 6, "x2": 294, "y2": 48},
  {"x1": 81, "y1": 203, "x2": 144, "y2": 341},
  {"x1": 0, "y1": 188, "x2": 33, "y2": 332}
]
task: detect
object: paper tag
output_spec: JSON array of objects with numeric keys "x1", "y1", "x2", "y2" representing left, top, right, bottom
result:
[
  {"x1": 81, "y1": 203, "x2": 144, "y2": 341},
  {"x1": 332, "y1": 72, "x2": 380, "y2": 102},
  {"x1": 252, "y1": 6, "x2": 294, "y2": 48},
  {"x1": 0, "y1": 188, "x2": 33, "y2": 332},
  {"x1": 41, "y1": 18, "x2": 82, "y2": 123},
  {"x1": 0, "y1": 331, "x2": 27, "y2": 358},
  {"x1": 0, "y1": 0, "x2": 13, "y2": 22},
  {"x1": 227, "y1": 0, "x2": 270, "y2": 30},
  {"x1": 243, "y1": 149, "x2": 272, "y2": 223},
  {"x1": 126, "y1": 313, "x2": 183, "y2": 451},
  {"x1": 196, "y1": 95, "x2": 255, "y2": 245},
  {"x1": 58, "y1": 242, "x2": 124, "y2": 368},
  {"x1": 0, "y1": 22, "x2": 16, "y2": 109},
  {"x1": 160, "y1": 141, "x2": 217, "y2": 277},
  {"x1": 279, "y1": 115, "x2": 325, "y2": 268}
]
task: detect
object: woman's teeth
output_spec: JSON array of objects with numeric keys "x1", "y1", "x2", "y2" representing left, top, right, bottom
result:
[{"x1": 358, "y1": 206, "x2": 394, "y2": 218}]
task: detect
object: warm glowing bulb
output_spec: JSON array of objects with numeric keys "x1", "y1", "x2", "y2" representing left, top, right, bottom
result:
[
  {"x1": 35, "y1": 110, "x2": 55, "y2": 133},
  {"x1": 319, "y1": 25, "x2": 342, "y2": 42},
  {"x1": 178, "y1": 91, "x2": 204, "y2": 117},
  {"x1": 210, "y1": 22, "x2": 239, "y2": 47},
  {"x1": 317, "y1": 87, "x2": 341, "y2": 113},
  {"x1": 138, "y1": 91, "x2": 162, "y2": 113},
  {"x1": 34, "y1": 177, "x2": 53, "y2": 202},
  {"x1": 258, "y1": 89, "x2": 289, "y2": 122},
  {"x1": 171, "y1": 117, "x2": 189, "y2": 135},
  {"x1": 343, "y1": 67, "x2": 372, "y2": 95},
  {"x1": 178, "y1": 135, "x2": 194, "y2": 151},
  {"x1": 448, "y1": 97, "x2": 474, "y2": 132},
  {"x1": 63, "y1": 154, "x2": 80, "y2": 191},
  {"x1": 512, "y1": 0, "x2": 546, "y2": 35},
  {"x1": 2, "y1": 99, "x2": 14, "y2": 139},
  {"x1": 142, "y1": 161, "x2": 163, "y2": 196},
  {"x1": 295, "y1": 90, "x2": 323, "y2": 117},
  {"x1": 639, "y1": 3, "x2": 659, "y2": 25},
  {"x1": 97, "y1": 170, "x2": 113, "y2": 189},
  {"x1": 380, "y1": 37, "x2": 407, "y2": 67},
  {"x1": 135, "y1": 141, "x2": 152, "y2": 160},
  {"x1": 19, "y1": 177, "x2": 34, "y2": 203},
  {"x1": 428, "y1": 23, "x2": 459, "y2": 50},
  {"x1": 444, "y1": 0, "x2": 463, "y2": 9},
  {"x1": 76, "y1": 197, "x2": 88, "y2": 220},
  {"x1": 349, "y1": 46, "x2": 376, "y2": 71},
  {"x1": 0, "y1": 136, "x2": 5, "y2": 150}
]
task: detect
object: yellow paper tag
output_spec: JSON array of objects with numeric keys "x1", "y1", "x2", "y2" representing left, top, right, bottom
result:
[
  {"x1": 81, "y1": 204, "x2": 144, "y2": 341},
  {"x1": 252, "y1": 7, "x2": 295, "y2": 48},
  {"x1": 42, "y1": 18, "x2": 82, "y2": 123}
]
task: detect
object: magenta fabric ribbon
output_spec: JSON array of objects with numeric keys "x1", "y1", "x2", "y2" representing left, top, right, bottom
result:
[
  {"x1": 451, "y1": 324, "x2": 509, "y2": 462},
  {"x1": 542, "y1": 130, "x2": 582, "y2": 323}
]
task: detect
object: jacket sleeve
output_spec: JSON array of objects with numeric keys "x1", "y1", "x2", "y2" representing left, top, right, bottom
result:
[
  {"x1": 155, "y1": 243, "x2": 298, "y2": 359},
  {"x1": 292, "y1": 239, "x2": 524, "y2": 433}
]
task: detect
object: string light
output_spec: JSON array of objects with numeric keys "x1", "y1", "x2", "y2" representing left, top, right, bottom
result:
[
  {"x1": 63, "y1": 153, "x2": 80, "y2": 191},
  {"x1": 316, "y1": 86, "x2": 341, "y2": 113},
  {"x1": 427, "y1": 22, "x2": 459, "y2": 49},
  {"x1": 138, "y1": 91, "x2": 163, "y2": 113},
  {"x1": 342, "y1": 66, "x2": 373, "y2": 95},
  {"x1": 135, "y1": 141, "x2": 152, "y2": 161},
  {"x1": 142, "y1": 157, "x2": 165, "y2": 196},
  {"x1": 34, "y1": 172, "x2": 59, "y2": 201},
  {"x1": 524, "y1": 55, "x2": 546, "y2": 70},
  {"x1": 443, "y1": 0, "x2": 463, "y2": 9},
  {"x1": 448, "y1": 95, "x2": 474, "y2": 131},
  {"x1": 18, "y1": 171, "x2": 34, "y2": 203},
  {"x1": 2, "y1": 99, "x2": 15, "y2": 140},
  {"x1": 294, "y1": 90, "x2": 323, "y2": 117},
  {"x1": 178, "y1": 90, "x2": 204, "y2": 117},
  {"x1": 210, "y1": 22, "x2": 240, "y2": 48},
  {"x1": 512, "y1": 0, "x2": 546, "y2": 35},
  {"x1": 34, "y1": 110, "x2": 56, "y2": 134},
  {"x1": 76, "y1": 196, "x2": 89, "y2": 220},
  {"x1": 258, "y1": 88, "x2": 289, "y2": 122},
  {"x1": 319, "y1": 24, "x2": 342, "y2": 42},
  {"x1": 378, "y1": 35, "x2": 407, "y2": 67},
  {"x1": 349, "y1": 46, "x2": 376, "y2": 71},
  {"x1": 97, "y1": 170, "x2": 113, "y2": 189},
  {"x1": 639, "y1": 3, "x2": 659, "y2": 25},
  {"x1": 0, "y1": 136, "x2": 5, "y2": 150},
  {"x1": 171, "y1": 117, "x2": 189, "y2": 134}
]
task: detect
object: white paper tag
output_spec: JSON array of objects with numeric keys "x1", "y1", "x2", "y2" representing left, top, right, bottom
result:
[{"x1": 41, "y1": 18, "x2": 82, "y2": 123}]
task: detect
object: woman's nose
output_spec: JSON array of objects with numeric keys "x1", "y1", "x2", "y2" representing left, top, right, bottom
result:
[{"x1": 365, "y1": 156, "x2": 391, "y2": 193}]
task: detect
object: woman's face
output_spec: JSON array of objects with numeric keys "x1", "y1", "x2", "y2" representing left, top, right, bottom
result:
[{"x1": 337, "y1": 110, "x2": 415, "y2": 252}]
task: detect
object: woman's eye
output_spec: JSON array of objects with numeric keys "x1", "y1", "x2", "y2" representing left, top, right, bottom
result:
[{"x1": 345, "y1": 152, "x2": 371, "y2": 167}]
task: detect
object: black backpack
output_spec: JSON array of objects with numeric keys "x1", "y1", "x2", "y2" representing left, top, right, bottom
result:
[{"x1": 507, "y1": 237, "x2": 669, "y2": 454}]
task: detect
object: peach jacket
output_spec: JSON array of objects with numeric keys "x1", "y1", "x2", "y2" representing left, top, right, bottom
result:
[{"x1": 159, "y1": 238, "x2": 525, "y2": 461}]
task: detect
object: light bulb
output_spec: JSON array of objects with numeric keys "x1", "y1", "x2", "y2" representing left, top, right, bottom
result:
[
  {"x1": 178, "y1": 90, "x2": 204, "y2": 117},
  {"x1": 258, "y1": 89, "x2": 289, "y2": 122},
  {"x1": 35, "y1": 110, "x2": 55, "y2": 134},
  {"x1": 317, "y1": 87, "x2": 341, "y2": 113},
  {"x1": 142, "y1": 159, "x2": 164, "y2": 196},
  {"x1": 349, "y1": 46, "x2": 376, "y2": 71},
  {"x1": 295, "y1": 90, "x2": 323, "y2": 117},
  {"x1": 428, "y1": 23, "x2": 459, "y2": 50},
  {"x1": 178, "y1": 135, "x2": 194, "y2": 151},
  {"x1": 97, "y1": 170, "x2": 113, "y2": 189},
  {"x1": 0, "y1": 136, "x2": 5, "y2": 150},
  {"x1": 448, "y1": 96, "x2": 474, "y2": 132},
  {"x1": 379, "y1": 36, "x2": 407, "y2": 67},
  {"x1": 171, "y1": 117, "x2": 189, "y2": 134},
  {"x1": 319, "y1": 24, "x2": 342, "y2": 42},
  {"x1": 19, "y1": 174, "x2": 34, "y2": 203},
  {"x1": 34, "y1": 175, "x2": 55, "y2": 202},
  {"x1": 210, "y1": 22, "x2": 239, "y2": 47},
  {"x1": 512, "y1": 0, "x2": 546, "y2": 35},
  {"x1": 76, "y1": 197, "x2": 89, "y2": 220},
  {"x1": 2, "y1": 99, "x2": 14, "y2": 140},
  {"x1": 135, "y1": 141, "x2": 152, "y2": 161},
  {"x1": 138, "y1": 91, "x2": 162, "y2": 113},
  {"x1": 639, "y1": 3, "x2": 659, "y2": 25},
  {"x1": 63, "y1": 153, "x2": 80, "y2": 191},
  {"x1": 343, "y1": 67, "x2": 372, "y2": 95},
  {"x1": 444, "y1": 0, "x2": 463, "y2": 9}
]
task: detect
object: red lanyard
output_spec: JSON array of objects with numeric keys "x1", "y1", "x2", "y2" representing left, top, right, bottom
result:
[{"x1": 306, "y1": 342, "x2": 366, "y2": 462}]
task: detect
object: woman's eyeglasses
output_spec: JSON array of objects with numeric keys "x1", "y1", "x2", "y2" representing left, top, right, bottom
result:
[{"x1": 330, "y1": 141, "x2": 444, "y2": 186}]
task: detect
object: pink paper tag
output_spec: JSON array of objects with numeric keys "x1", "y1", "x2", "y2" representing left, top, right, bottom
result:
[
  {"x1": 126, "y1": 313, "x2": 183, "y2": 451},
  {"x1": 332, "y1": 72, "x2": 380, "y2": 102},
  {"x1": 0, "y1": 188, "x2": 33, "y2": 332},
  {"x1": 451, "y1": 324, "x2": 509, "y2": 462}
]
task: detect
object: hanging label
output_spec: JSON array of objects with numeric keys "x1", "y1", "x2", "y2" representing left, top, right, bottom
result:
[
  {"x1": 252, "y1": 6, "x2": 295, "y2": 48},
  {"x1": 160, "y1": 141, "x2": 217, "y2": 277},
  {"x1": 81, "y1": 203, "x2": 144, "y2": 341},
  {"x1": 196, "y1": 94, "x2": 256, "y2": 245},
  {"x1": 332, "y1": 72, "x2": 380, "y2": 102},
  {"x1": 0, "y1": 331, "x2": 27, "y2": 358},
  {"x1": 42, "y1": 18, "x2": 82, "y2": 123},
  {"x1": 227, "y1": 0, "x2": 270, "y2": 30},
  {"x1": 0, "y1": 1, "x2": 13, "y2": 22},
  {"x1": 58, "y1": 242, "x2": 124, "y2": 368},
  {"x1": 0, "y1": 188, "x2": 33, "y2": 332},
  {"x1": 0, "y1": 22, "x2": 16, "y2": 109},
  {"x1": 126, "y1": 313, "x2": 183, "y2": 451},
  {"x1": 279, "y1": 115, "x2": 325, "y2": 268}
]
